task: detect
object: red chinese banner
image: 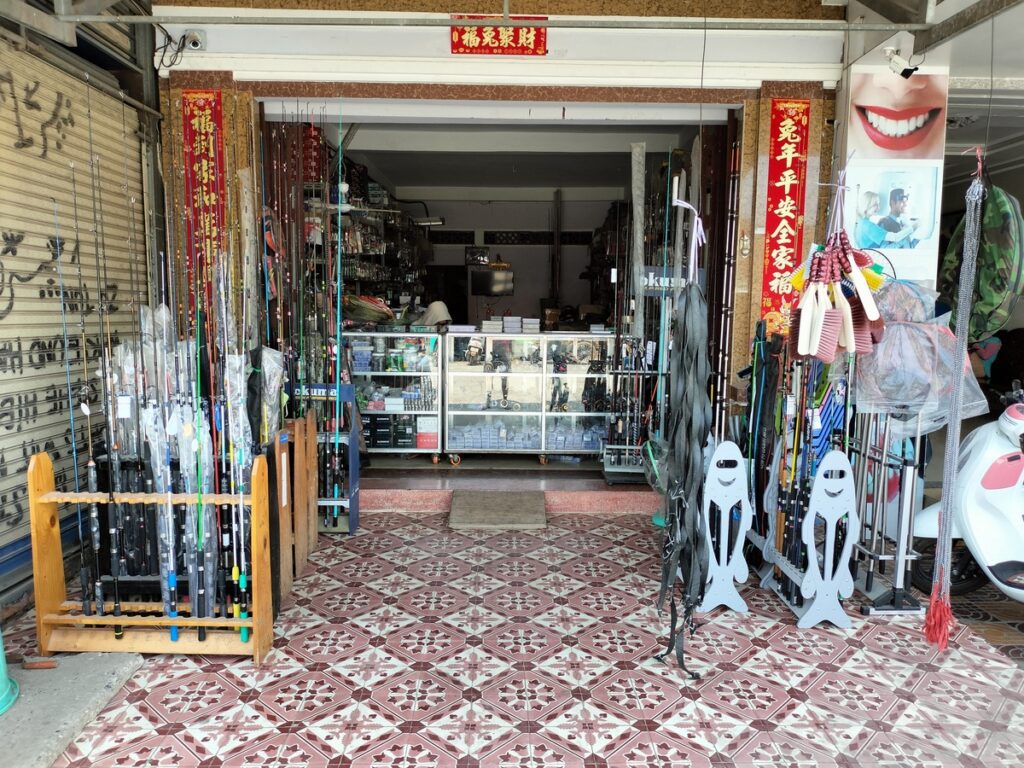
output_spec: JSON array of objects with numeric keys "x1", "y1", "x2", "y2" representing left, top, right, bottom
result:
[
  {"x1": 181, "y1": 89, "x2": 226, "y2": 311},
  {"x1": 451, "y1": 15, "x2": 547, "y2": 56},
  {"x1": 760, "y1": 99, "x2": 811, "y2": 336}
]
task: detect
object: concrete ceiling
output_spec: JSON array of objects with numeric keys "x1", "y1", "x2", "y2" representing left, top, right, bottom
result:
[
  {"x1": 939, "y1": 2, "x2": 1024, "y2": 184},
  {"x1": 345, "y1": 150, "x2": 634, "y2": 190},
  {"x1": 341, "y1": 123, "x2": 699, "y2": 200}
]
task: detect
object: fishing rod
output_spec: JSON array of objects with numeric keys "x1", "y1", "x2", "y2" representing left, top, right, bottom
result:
[
  {"x1": 329, "y1": 103, "x2": 344, "y2": 526},
  {"x1": 52, "y1": 197, "x2": 91, "y2": 616},
  {"x1": 70, "y1": 164, "x2": 104, "y2": 618},
  {"x1": 216, "y1": 92, "x2": 237, "y2": 623},
  {"x1": 174, "y1": 88, "x2": 201, "y2": 641},
  {"x1": 154, "y1": 251, "x2": 180, "y2": 641},
  {"x1": 84, "y1": 78, "x2": 123, "y2": 639},
  {"x1": 120, "y1": 94, "x2": 147, "y2": 576},
  {"x1": 166, "y1": 93, "x2": 189, "y2": 643},
  {"x1": 715, "y1": 131, "x2": 741, "y2": 442}
]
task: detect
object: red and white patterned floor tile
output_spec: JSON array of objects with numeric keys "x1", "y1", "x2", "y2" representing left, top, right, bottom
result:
[{"x1": 7, "y1": 508, "x2": 1024, "y2": 767}]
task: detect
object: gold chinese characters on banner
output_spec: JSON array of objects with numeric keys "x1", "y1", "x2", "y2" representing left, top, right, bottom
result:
[
  {"x1": 181, "y1": 89, "x2": 226, "y2": 311},
  {"x1": 450, "y1": 16, "x2": 547, "y2": 56},
  {"x1": 760, "y1": 99, "x2": 810, "y2": 335}
]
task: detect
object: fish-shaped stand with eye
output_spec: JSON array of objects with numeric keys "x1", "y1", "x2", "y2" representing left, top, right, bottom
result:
[
  {"x1": 699, "y1": 441, "x2": 753, "y2": 613},
  {"x1": 798, "y1": 450, "x2": 860, "y2": 629}
]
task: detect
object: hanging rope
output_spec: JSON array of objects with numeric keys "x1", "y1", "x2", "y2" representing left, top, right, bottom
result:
[
  {"x1": 656, "y1": 200, "x2": 711, "y2": 678},
  {"x1": 924, "y1": 173, "x2": 985, "y2": 650}
]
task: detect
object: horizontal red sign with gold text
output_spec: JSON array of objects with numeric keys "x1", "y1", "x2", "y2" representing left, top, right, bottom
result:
[{"x1": 450, "y1": 15, "x2": 547, "y2": 56}]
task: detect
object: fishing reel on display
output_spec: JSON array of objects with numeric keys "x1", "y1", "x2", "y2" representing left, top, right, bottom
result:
[
  {"x1": 483, "y1": 351, "x2": 512, "y2": 374},
  {"x1": 549, "y1": 377, "x2": 570, "y2": 412},
  {"x1": 549, "y1": 345, "x2": 577, "y2": 374},
  {"x1": 520, "y1": 345, "x2": 543, "y2": 368},
  {"x1": 582, "y1": 360, "x2": 609, "y2": 413},
  {"x1": 485, "y1": 376, "x2": 521, "y2": 411}
]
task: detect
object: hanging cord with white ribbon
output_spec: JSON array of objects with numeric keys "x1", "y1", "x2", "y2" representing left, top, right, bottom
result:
[
  {"x1": 671, "y1": 194, "x2": 706, "y2": 285},
  {"x1": 925, "y1": 169, "x2": 985, "y2": 650},
  {"x1": 655, "y1": 194, "x2": 711, "y2": 678}
]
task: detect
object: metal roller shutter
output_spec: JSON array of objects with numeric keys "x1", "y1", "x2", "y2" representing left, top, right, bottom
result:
[{"x1": 0, "y1": 39, "x2": 147, "y2": 591}]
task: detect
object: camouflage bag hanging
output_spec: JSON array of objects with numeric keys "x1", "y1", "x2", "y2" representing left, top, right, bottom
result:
[{"x1": 940, "y1": 183, "x2": 1024, "y2": 344}]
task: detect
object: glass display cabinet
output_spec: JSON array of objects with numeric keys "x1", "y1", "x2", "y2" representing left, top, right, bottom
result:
[
  {"x1": 348, "y1": 332, "x2": 443, "y2": 458},
  {"x1": 444, "y1": 333, "x2": 610, "y2": 464},
  {"x1": 541, "y1": 334, "x2": 613, "y2": 457}
]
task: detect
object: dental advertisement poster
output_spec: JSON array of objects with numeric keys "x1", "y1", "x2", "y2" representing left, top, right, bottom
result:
[{"x1": 844, "y1": 66, "x2": 949, "y2": 285}]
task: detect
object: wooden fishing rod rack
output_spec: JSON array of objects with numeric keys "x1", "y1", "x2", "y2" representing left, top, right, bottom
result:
[
  {"x1": 276, "y1": 410, "x2": 319, "y2": 598},
  {"x1": 27, "y1": 453, "x2": 274, "y2": 666}
]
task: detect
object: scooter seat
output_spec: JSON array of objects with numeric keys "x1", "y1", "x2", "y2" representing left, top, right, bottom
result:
[{"x1": 989, "y1": 561, "x2": 1024, "y2": 589}]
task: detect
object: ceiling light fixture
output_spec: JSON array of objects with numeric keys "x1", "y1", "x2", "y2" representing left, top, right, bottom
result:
[{"x1": 413, "y1": 217, "x2": 445, "y2": 227}]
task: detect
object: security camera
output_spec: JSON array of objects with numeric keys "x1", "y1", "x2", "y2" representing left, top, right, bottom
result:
[
  {"x1": 883, "y1": 47, "x2": 918, "y2": 79},
  {"x1": 184, "y1": 30, "x2": 206, "y2": 51}
]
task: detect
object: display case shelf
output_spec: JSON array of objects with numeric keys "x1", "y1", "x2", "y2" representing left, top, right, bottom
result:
[
  {"x1": 447, "y1": 409, "x2": 540, "y2": 416},
  {"x1": 348, "y1": 331, "x2": 443, "y2": 456},
  {"x1": 444, "y1": 333, "x2": 611, "y2": 456},
  {"x1": 352, "y1": 371, "x2": 438, "y2": 377}
]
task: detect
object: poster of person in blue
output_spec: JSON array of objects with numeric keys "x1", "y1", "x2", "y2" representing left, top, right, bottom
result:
[{"x1": 878, "y1": 188, "x2": 921, "y2": 248}]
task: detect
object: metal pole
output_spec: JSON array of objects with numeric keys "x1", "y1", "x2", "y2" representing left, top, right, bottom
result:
[{"x1": 53, "y1": 14, "x2": 932, "y2": 32}]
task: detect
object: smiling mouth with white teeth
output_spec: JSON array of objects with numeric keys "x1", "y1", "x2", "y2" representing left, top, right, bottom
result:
[
  {"x1": 864, "y1": 109, "x2": 933, "y2": 136},
  {"x1": 855, "y1": 106, "x2": 943, "y2": 151}
]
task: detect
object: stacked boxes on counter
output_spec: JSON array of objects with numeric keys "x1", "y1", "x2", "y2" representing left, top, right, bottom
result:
[
  {"x1": 361, "y1": 410, "x2": 439, "y2": 451},
  {"x1": 362, "y1": 414, "x2": 394, "y2": 449},
  {"x1": 545, "y1": 423, "x2": 606, "y2": 452},
  {"x1": 416, "y1": 417, "x2": 439, "y2": 449},
  {"x1": 362, "y1": 380, "x2": 437, "y2": 412},
  {"x1": 394, "y1": 415, "x2": 416, "y2": 449},
  {"x1": 447, "y1": 421, "x2": 542, "y2": 451},
  {"x1": 351, "y1": 340, "x2": 374, "y2": 372}
]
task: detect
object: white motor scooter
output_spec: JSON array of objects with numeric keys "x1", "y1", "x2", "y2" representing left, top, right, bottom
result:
[{"x1": 912, "y1": 383, "x2": 1024, "y2": 601}]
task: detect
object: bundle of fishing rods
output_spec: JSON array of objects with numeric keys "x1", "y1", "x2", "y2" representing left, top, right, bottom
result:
[
  {"x1": 50, "y1": 87, "x2": 364, "y2": 638},
  {"x1": 260, "y1": 109, "x2": 356, "y2": 527},
  {"x1": 48, "y1": 85, "x2": 336, "y2": 640},
  {"x1": 742, "y1": 321, "x2": 853, "y2": 607}
]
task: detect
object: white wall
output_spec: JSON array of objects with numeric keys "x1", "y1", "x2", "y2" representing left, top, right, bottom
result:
[{"x1": 417, "y1": 200, "x2": 609, "y2": 323}]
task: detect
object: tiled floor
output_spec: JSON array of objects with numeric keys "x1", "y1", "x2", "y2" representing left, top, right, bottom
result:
[
  {"x1": 5, "y1": 508, "x2": 1024, "y2": 767},
  {"x1": 952, "y1": 584, "x2": 1024, "y2": 667}
]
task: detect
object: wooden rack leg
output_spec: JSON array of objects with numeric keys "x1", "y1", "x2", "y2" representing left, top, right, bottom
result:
[
  {"x1": 292, "y1": 418, "x2": 309, "y2": 576},
  {"x1": 275, "y1": 430, "x2": 294, "y2": 598},
  {"x1": 250, "y1": 456, "x2": 273, "y2": 664},
  {"x1": 28, "y1": 453, "x2": 65, "y2": 658},
  {"x1": 306, "y1": 410, "x2": 318, "y2": 553}
]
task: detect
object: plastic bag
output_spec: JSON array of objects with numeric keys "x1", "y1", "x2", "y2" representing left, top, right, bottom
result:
[
  {"x1": 642, "y1": 439, "x2": 670, "y2": 495},
  {"x1": 875, "y1": 280, "x2": 938, "y2": 324},
  {"x1": 855, "y1": 314, "x2": 988, "y2": 433},
  {"x1": 260, "y1": 347, "x2": 285, "y2": 443},
  {"x1": 226, "y1": 353, "x2": 254, "y2": 485}
]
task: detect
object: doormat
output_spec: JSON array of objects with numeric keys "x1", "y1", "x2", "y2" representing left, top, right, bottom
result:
[{"x1": 449, "y1": 490, "x2": 547, "y2": 529}]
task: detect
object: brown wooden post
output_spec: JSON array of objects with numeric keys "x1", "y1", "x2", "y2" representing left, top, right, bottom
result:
[
  {"x1": 292, "y1": 417, "x2": 309, "y2": 576},
  {"x1": 250, "y1": 455, "x2": 273, "y2": 665},
  {"x1": 274, "y1": 430, "x2": 294, "y2": 597},
  {"x1": 27, "y1": 453, "x2": 64, "y2": 657},
  {"x1": 306, "y1": 410, "x2": 318, "y2": 552}
]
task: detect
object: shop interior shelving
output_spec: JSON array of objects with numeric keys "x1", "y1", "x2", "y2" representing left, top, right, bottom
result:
[{"x1": 349, "y1": 331, "x2": 443, "y2": 458}]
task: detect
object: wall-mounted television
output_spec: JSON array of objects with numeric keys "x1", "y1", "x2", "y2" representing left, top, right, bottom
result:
[{"x1": 471, "y1": 269, "x2": 514, "y2": 296}]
